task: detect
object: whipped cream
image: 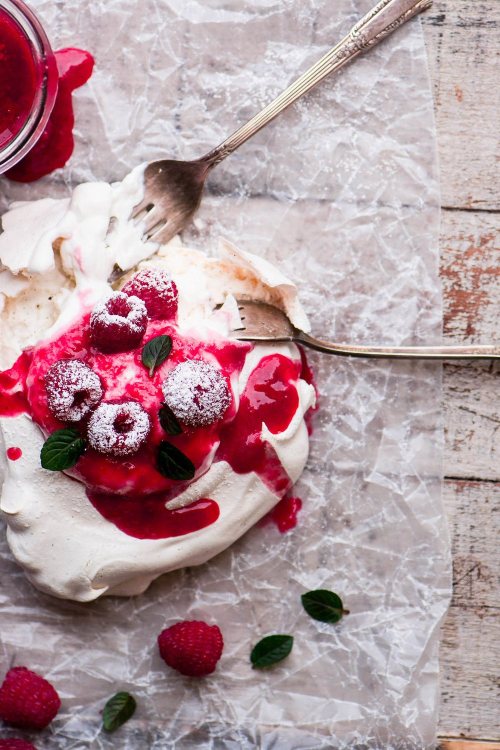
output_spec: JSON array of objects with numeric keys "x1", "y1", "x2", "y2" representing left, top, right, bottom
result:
[{"x1": 0, "y1": 167, "x2": 315, "y2": 601}]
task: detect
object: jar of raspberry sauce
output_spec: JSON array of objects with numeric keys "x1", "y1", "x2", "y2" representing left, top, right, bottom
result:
[{"x1": 0, "y1": 0, "x2": 58, "y2": 174}]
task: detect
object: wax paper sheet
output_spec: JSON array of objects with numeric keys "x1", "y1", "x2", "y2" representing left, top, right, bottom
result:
[{"x1": 0, "y1": 0, "x2": 450, "y2": 747}]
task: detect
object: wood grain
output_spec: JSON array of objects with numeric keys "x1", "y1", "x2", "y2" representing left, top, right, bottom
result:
[
  {"x1": 422, "y1": 0, "x2": 500, "y2": 743},
  {"x1": 422, "y1": 1, "x2": 500, "y2": 211},
  {"x1": 439, "y1": 481, "x2": 500, "y2": 740},
  {"x1": 441, "y1": 211, "x2": 499, "y2": 342},
  {"x1": 440, "y1": 209, "x2": 499, "y2": 481},
  {"x1": 443, "y1": 360, "x2": 500, "y2": 482}
]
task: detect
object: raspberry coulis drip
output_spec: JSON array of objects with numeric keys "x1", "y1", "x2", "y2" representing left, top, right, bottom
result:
[
  {"x1": 298, "y1": 344, "x2": 318, "y2": 435},
  {"x1": 0, "y1": 9, "x2": 39, "y2": 149},
  {"x1": 264, "y1": 495, "x2": 303, "y2": 533},
  {"x1": 0, "y1": 350, "x2": 33, "y2": 416},
  {"x1": 217, "y1": 355, "x2": 301, "y2": 497},
  {"x1": 0, "y1": 298, "x2": 311, "y2": 540},
  {"x1": 6, "y1": 446, "x2": 22, "y2": 461},
  {"x1": 6, "y1": 48, "x2": 94, "y2": 183},
  {"x1": 89, "y1": 493, "x2": 220, "y2": 540}
]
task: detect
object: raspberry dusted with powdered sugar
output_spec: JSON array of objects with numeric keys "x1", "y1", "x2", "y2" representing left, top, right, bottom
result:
[
  {"x1": 122, "y1": 268, "x2": 178, "y2": 320},
  {"x1": 45, "y1": 359, "x2": 103, "y2": 422},
  {"x1": 0, "y1": 667, "x2": 61, "y2": 730},
  {"x1": 90, "y1": 292, "x2": 147, "y2": 353},
  {"x1": 162, "y1": 360, "x2": 231, "y2": 427},
  {"x1": 87, "y1": 400, "x2": 150, "y2": 457}
]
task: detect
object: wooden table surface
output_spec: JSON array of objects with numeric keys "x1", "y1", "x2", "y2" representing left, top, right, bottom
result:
[{"x1": 421, "y1": 1, "x2": 499, "y2": 746}]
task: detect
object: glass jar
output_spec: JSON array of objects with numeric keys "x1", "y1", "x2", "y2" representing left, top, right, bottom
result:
[{"x1": 0, "y1": 0, "x2": 58, "y2": 174}]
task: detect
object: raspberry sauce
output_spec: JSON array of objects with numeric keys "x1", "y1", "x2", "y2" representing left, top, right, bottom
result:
[
  {"x1": 0, "y1": 8, "x2": 38, "y2": 149},
  {"x1": 0, "y1": 299, "x2": 313, "y2": 540},
  {"x1": 88, "y1": 493, "x2": 220, "y2": 540},
  {"x1": 264, "y1": 495, "x2": 303, "y2": 533},
  {"x1": 6, "y1": 47, "x2": 94, "y2": 182},
  {"x1": 0, "y1": 349, "x2": 32, "y2": 416},
  {"x1": 217, "y1": 354, "x2": 301, "y2": 496},
  {"x1": 298, "y1": 344, "x2": 318, "y2": 435},
  {"x1": 6, "y1": 446, "x2": 22, "y2": 461}
]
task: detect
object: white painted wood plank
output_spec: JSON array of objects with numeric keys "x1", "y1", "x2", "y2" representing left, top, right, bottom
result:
[
  {"x1": 439, "y1": 480, "x2": 500, "y2": 740},
  {"x1": 439, "y1": 209, "x2": 499, "y2": 481},
  {"x1": 441, "y1": 210, "x2": 500, "y2": 345},
  {"x1": 422, "y1": 1, "x2": 500, "y2": 211}
]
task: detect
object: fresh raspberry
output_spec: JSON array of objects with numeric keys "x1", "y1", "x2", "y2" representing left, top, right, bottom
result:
[
  {"x1": 162, "y1": 360, "x2": 231, "y2": 427},
  {"x1": 0, "y1": 740, "x2": 38, "y2": 749},
  {"x1": 158, "y1": 620, "x2": 224, "y2": 677},
  {"x1": 90, "y1": 292, "x2": 147, "y2": 353},
  {"x1": 87, "y1": 400, "x2": 150, "y2": 457},
  {"x1": 45, "y1": 359, "x2": 103, "y2": 423},
  {"x1": 0, "y1": 667, "x2": 60, "y2": 730},
  {"x1": 122, "y1": 268, "x2": 178, "y2": 320}
]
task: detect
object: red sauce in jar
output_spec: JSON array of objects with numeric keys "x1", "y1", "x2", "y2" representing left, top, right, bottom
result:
[
  {"x1": 0, "y1": 8, "x2": 39, "y2": 149},
  {"x1": 6, "y1": 47, "x2": 94, "y2": 182}
]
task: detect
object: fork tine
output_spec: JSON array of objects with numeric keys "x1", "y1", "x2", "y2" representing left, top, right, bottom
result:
[
  {"x1": 131, "y1": 197, "x2": 154, "y2": 221},
  {"x1": 147, "y1": 220, "x2": 178, "y2": 246},
  {"x1": 232, "y1": 300, "x2": 296, "y2": 341},
  {"x1": 139, "y1": 206, "x2": 165, "y2": 236}
]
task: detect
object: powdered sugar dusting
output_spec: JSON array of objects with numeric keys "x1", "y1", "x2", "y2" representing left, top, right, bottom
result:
[
  {"x1": 91, "y1": 292, "x2": 146, "y2": 333},
  {"x1": 45, "y1": 359, "x2": 103, "y2": 422},
  {"x1": 87, "y1": 400, "x2": 150, "y2": 456},
  {"x1": 90, "y1": 292, "x2": 147, "y2": 353},
  {"x1": 122, "y1": 268, "x2": 178, "y2": 320},
  {"x1": 162, "y1": 360, "x2": 231, "y2": 427}
]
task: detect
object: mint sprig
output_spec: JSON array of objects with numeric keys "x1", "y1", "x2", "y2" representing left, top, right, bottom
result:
[
  {"x1": 301, "y1": 590, "x2": 349, "y2": 623},
  {"x1": 250, "y1": 634, "x2": 293, "y2": 669},
  {"x1": 159, "y1": 403, "x2": 182, "y2": 436},
  {"x1": 141, "y1": 335, "x2": 172, "y2": 377},
  {"x1": 102, "y1": 691, "x2": 136, "y2": 733},
  {"x1": 40, "y1": 428, "x2": 86, "y2": 471},
  {"x1": 157, "y1": 441, "x2": 195, "y2": 481}
]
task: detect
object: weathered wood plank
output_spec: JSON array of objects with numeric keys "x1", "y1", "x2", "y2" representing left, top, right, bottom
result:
[
  {"x1": 438, "y1": 480, "x2": 500, "y2": 739},
  {"x1": 441, "y1": 210, "x2": 499, "y2": 343},
  {"x1": 422, "y1": 1, "x2": 500, "y2": 211},
  {"x1": 437, "y1": 208, "x2": 500, "y2": 481},
  {"x1": 443, "y1": 361, "x2": 500, "y2": 482}
]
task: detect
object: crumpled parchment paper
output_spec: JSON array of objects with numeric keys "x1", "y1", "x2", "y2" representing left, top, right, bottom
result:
[{"x1": 0, "y1": 0, "x2": 450, "y2": 747}]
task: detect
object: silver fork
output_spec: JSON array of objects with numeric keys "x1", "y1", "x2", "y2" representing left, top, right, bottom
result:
[
  {"x1": 234, "y1": 300, "x2": 500, "y2": 360},
  {"x1": 132, "y1": 0, "x2": 432, "y2": 245}
]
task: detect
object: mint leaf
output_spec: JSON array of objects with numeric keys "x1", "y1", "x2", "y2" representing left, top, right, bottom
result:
[
  {"x1": 102, "y1": 691, "x2": 136, "y2": 733},
  {"x1": 250, "y1": 634, "x2": 293, "y2": 669},
  {"x1": 142, "y1": 335, "x2": 172, "y2": 377},
  {"x1": 159, "y1": 403, "x2": 182, "y2": 436},
  {"x1": 301, "y1": 590, "x2": 349, "y2": 623},
  {"x1": 157, "y1": 440, "x2": 195, "y2": 481},
  {"x1": 40, "y1": 428, "x2": 86, "y2": 471}
]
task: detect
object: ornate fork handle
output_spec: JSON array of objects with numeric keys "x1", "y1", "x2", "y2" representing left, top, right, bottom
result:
[
  {"x1": 204, "y1": 0, "x2": 432, "y2": 166},
  {"x1": 296, "y1": 332, "x2": 500, "y2": 360}
]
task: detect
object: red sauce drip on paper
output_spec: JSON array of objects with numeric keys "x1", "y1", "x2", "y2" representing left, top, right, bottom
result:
[
  {"x1": 264, "y1": 495, "x2": 303, "y2": 533},
  {"x1": 0, "y1": 301, "x2": 314, "y2": 540},
  {"x1": 6, "y1": 48, "x2": 94, "y2": 182},
  {"x1": 6, "y1": 446, "x2": 22, "y2": 461},
  {"x1": 0, "y1": 9, "x2": 38, "y2": 149}
]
